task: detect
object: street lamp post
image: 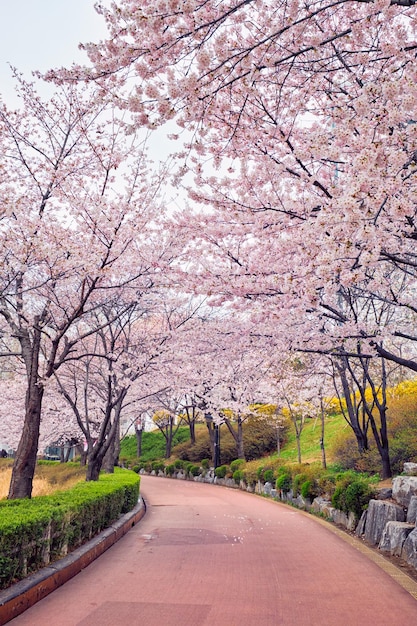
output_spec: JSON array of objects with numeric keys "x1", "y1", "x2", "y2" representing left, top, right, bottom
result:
[{"x1": 205, "y1": 413, "x2": 221, "y2": 469}]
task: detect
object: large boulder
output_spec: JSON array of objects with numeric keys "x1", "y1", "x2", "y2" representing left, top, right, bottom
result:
[
  {"x1": 311, "y1": 497, "x2": 332, "y2": 514},
  {"x1": 392, "y1": 476, "x2": 417, "y2": 508},
  {"x1": 375, "y1": 488, "x2": 392, "y2": 500},
  {"x1": 331, "y1": 509, "x2": 357, "y2": 531},
  {"x1": 364, "y1": 500, "x2": 406, "y2": 545},
  {"x1": 407, "y1": 495, "x2": 417, "y2": 524},
  {"x1": 355, "y1": 510, "x2": 367, "y2": 537},
  {"x1": 403, "y1": 463, "x2": 417, "y2": 476},
  {"x1": 379, "y1": 521, "x2": 415, "y2": 556},
  {"x1": 402, "y1": 528, "x2": 417, "y2": 570}
]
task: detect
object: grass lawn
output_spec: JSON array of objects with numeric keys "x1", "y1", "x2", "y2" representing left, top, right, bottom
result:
[
  {"x1": 278, "y1": 412, "x2": 350, "y2": 464},
  {"x1": 0, "y1": 460, "x2": 86, "y2": 499}
]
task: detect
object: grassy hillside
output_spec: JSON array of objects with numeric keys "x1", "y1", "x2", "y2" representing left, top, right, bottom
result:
[
  {"x1": 120, "y1": 379, "x2": 417, "y2": 478},
  {"x1": 275, "y1": 413, "x2": 348, "y2": 464}
]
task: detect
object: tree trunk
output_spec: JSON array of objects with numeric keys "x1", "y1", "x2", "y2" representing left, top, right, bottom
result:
[
  {"x1": 296, "y1": 433, "x2": 302, "y2": 465},
  {"x1": 205, "y1": 417, "x2": 216, "y2": 465},
  {"x1": 189, "y1": 418, "x2": 196, "y2": 445},
  {"x1": 102, "y1": 436, "x2": 116, "y2": 473},
  {"x1": 76, "y1": 443, "x2": 87, "y2": 466},
  {"x1": 335, "y1": 358, "x2": 369, "y2": 453},
  {"x1": 8, "y1": 383, "x2": 44, "y2": 498},
  {"x1": 165, "y1": 422, "x2": 173, "y2": 459},
  {"x1": 86, "y1": 453, "x2": 103, "y2": 481},
  {"x1": 320, "y1": 396, "x2": 327, "y2": 470},
  {"x1": 8, "y1": 323, "x2": 44, "y2": 499},
  {"x1": 237, "y1": 418, "x2": 245, "y2": 460},
  {"x1": 224, "y1": 417, "x2": 245, "y2": 460}
]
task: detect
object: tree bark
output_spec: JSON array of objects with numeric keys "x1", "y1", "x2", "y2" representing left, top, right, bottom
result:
[{"x1": 8, "y1": 321, "x2": 44, "y2": 499}]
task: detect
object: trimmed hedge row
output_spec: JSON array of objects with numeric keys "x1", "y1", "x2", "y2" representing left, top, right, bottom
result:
[{"x1": 0, "y1": 469, "x2": 140, "y2": 589}]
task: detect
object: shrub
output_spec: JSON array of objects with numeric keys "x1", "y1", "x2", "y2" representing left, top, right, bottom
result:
[
  {"x1": 174, "y1": 459, "x2": 184, "y2": 470},
  {"x1": 344, "y1": 481, "x2": 375, "y2": 519},
  {"x1": 230, "y1": 459, "x2": 245, "y2": 473},
  {"x1": 241, "y1": 467, "x2": 258, "y2": 487},
  {"x1": 233, "y1": 469, "x2": 244, "y2": 484},
  {"x1": 215, "y1": 465, "x2": 228, "y2": 479},
  {"x1": 201, "y1": 459, "x2": 210, "y2": 470},
  {"x1": 263, "y1": 469, "x2": 275, "y2": 484},
  {"x1": 332, "y1": 473, "x2": 375, "y2": 519},
  {"x1": 189, "y1": 465, "x2": 201, "y2": 477},
  {"x1": 151, "y1": 461, "x2": 165, "y2": 473},
  {"x1": 165, "y1": 464, "x2": 175, "y2": 476},
  {"x1": 300, "y1": 479, "x2": 320, "y2": 501},
  {"x1": 276, "y1": 472, "x2": 292, "y2": 493},
  {"x1": 292, "y1": 473, "x2": 308, "y2": 496}
]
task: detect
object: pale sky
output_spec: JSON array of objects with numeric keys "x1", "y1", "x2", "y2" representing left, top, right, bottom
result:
[
  {"x1": 0, "y1": 1, "x2": 108, "y2": 104},
  {"x1": 0, "y1": 1, "x2": 190, "y2": 202}
]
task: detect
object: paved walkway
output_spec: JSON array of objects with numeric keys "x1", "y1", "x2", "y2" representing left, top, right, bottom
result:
[{"x1": 8, "y1": 476, "x2": 417, "y2": 625}]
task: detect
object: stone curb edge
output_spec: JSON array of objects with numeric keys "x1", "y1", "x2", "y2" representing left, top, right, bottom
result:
[{"x1": 0, "y1": 497, "x2": 146, "y2": 625}]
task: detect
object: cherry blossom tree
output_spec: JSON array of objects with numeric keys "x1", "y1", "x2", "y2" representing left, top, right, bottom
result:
[
  {"x1": 0, "y1": 74, "x2": 174, "y2": 497},
  {"x1": 71, "y1": 1, "x2": 417, "y2": 381}
]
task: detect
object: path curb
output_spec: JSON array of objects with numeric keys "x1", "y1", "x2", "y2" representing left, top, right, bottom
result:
[{"x1": 0, "y1": 497, "x2": 146, "y2": 625}]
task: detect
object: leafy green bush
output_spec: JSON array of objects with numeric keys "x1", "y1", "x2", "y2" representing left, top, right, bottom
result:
[
  {"x1": 276, "y1": 472, "x2": 292, "y2": 493},
  {"x1": 201, "y1": 459, "x2": 210, "y2": 470},
  {"x1": 263, "y1": 469, "x2": 275, "y2": 484},
  {"x1": 292, "y1": 473, "x2": 308, "y2": 496},
  {"x1": 300, "y1": 479, "x2": 320, "y2": 501},
  {"x1": 331, "y1": 473, "x2": 375, "y2": 519},
  {"x1": 174, "y1": 459, "x2": 184, "y2": 469},
  {"x1": 189, "y1": 465, "x2": 201, "y2": 477},
  {"x1": 215, "y1": 465, "x2": 228, "y2": 479},
  {"x1": 233, "y1": 469, "x2": 244, "y2": 484},
  {"x1": 230, "y1": 459, "x2": 245, "y2": 472},
  {"x1": 165, "y1": 464, "x2": 175, "y2": 476},
  {"x1": 344, "y1": 481, "x2": 375, "y2": 519},
  {"x1": 151, "y1": 461, "x2": 165, "y2": 473}
]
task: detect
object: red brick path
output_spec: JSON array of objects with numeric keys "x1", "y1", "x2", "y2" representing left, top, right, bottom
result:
[{"x1": 8, "y1": 476, "x2": 417, "y2": 625}]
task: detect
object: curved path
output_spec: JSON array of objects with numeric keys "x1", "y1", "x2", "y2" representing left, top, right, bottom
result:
[{"x1": 9, "y1": 476, "x2": 417, "y2": 626}]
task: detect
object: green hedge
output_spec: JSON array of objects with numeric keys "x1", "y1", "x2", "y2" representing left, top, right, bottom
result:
[{"x1": 0, "y1": 469, "x2": 140, "y2": 589}]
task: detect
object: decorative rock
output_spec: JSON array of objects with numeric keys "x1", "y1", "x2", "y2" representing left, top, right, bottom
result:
[
  {"x1": 263, "y1": 482, "x2": 273, "y2": 496},
  {"x1": 291, "y1": 495, "x2": 310, "y2": 510},
  {"x1": 320, "y1": 504, "x2": 335, "y2": 520},
  {"x1": 379, "y1": 521, "x2": 415, "y2": 556},
  {"x1": 364, "y1": 500, "x2": 406, "y2": 545},
  {"x1": 403, "y1": 463, "x2": 417, "y2": 476},
  {"x1": 402, "y1": 528, "x2": 417, "y2": 570},
  {"x1": 407, "y1": 495, "x2": 417, "y2": 524},
  {"x1": 355, "y1": 510, "x2": 367, "y2": 537},
  {"x1": 331, "y1": 509, "x2": 357, "y2": 531},
  {"x1": 392, "y1": 476, "x2": 417, "y2": 507},
  {"x1": 311, "y1": 496, "x2": 331, "y2": 514},
  {"x1": 376, "y1": 488, "x2": 392, "y2": 500}
]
